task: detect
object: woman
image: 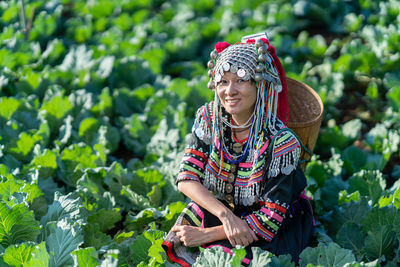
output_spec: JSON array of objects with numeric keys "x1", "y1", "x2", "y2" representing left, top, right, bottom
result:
[{"x1": 162, "y1": 36, "x2": 314, "y2": 266}]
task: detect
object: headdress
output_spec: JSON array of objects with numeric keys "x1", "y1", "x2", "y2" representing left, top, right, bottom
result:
[{"x1": 206, "y1": 33, "x2": 289, "y2": 168}]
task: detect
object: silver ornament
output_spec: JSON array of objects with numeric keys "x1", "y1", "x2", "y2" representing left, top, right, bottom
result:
[
  {"x1": 207, "y1": 60, "x2": 214, "y2": 69},
  {"x1": 237, "y1": 69, "x2": 246, "y2": 78},
  {"x1": 258, "y1": 54, "x2": 267, "y2": 63},
  {"x1": 258, "y1": 44, "x2": 268, "y2": 54},
  {"x1": 263, "y1": 73, "x2": 275, "y2": 83},
  {"x1": 215, "y1": 73, "x2": 222, "y2": 82},
  {"x1": 255, "y1": 39, "x2": 264, "y2": 48},
  {"x1": 255, "y1": 64, "x2": 264, "y2": 73},
  {"x1": 230, "y1": 64, "x2": 238, "y2": 73},
  {"x1": 222, "y1": 62, "x2": 230, "y2": 72},
  {"x1": 254, "y1": 73, "x2": 263, "y2": 82},
  {"x1": 210, "y1": 50, "x2": 218, "y2": 59},
  {"x1": 208, "y1": 81, "x2": 215, "y2": 89}
]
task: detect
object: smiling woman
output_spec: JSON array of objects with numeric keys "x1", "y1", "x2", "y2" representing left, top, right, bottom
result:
[
  {"x1": 216, "y1": 72, "x2": 257, "y2": 127},
  {"x1": 162, "y1": 35, "x2": 314, "y2": 266}
]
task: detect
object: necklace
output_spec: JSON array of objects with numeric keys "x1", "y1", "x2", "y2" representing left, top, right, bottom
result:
[
  {"x1": 221, "y1": 113, "x2": 254, "y2": 129},
  {"x1": 230, "y1": 116, "x2": 251, "y2": 133}
]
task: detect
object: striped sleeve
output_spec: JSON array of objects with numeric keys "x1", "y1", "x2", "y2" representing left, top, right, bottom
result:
[
  {"x1": 244, "y1": 201, "x2": 288, "y2": 242},
  {"x1": 176, "y1": 147, "x2": 208, "y2": 183},
  {"x1": 244, "y1": 138, "x2": 307, "y2": 242},
  {"x1": 176, "y1": 104, "x2": 212, "y2": 184}
]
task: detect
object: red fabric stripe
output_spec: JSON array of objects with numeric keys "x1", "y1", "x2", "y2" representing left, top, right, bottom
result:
[
  {"x1": 162, "y1": 241, "x2": 191, "y2": 267},
  {"x1": 265, "y1": 202, "x2": 287, "y2": 213},
  {"x1": 207, "y1": 160, "x2": 229, "y2": 178},
  {"x1": 185, "y1": 148, "x2": 207, "y2": 162}
]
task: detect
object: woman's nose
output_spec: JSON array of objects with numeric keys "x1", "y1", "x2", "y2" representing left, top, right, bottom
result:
[{"x1": 225, "y1": 82, "x2": 237, "y2": 95}]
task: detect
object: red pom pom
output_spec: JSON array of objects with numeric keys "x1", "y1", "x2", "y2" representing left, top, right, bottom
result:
[
  {"x1": 246, "y1": 38, "x2": 269, "y2": 44},
  {"x1": 215, "y1": 42, "x2": 231, "y2": 53},
  {"x1": 246, "y1": 38, "x2": 269, "y2": 45}
]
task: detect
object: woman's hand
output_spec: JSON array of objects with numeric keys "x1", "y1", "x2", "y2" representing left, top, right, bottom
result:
[
  {"x1": 219, "y1": 210, "x2": 258, "y2": 247},
  {"x1": 176, "y1": 181, "x2": 258, "y2": 247},
  {"x1": 172, "y1": 225, "x2": 211, "y2": 247}
]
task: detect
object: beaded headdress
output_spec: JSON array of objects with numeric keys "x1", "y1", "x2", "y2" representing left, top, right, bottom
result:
[{"x1": 206, "y1": 34, "x2": 289, "y2": 167}]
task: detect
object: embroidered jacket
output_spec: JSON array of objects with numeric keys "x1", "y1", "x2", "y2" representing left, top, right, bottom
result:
[{"x1": 176, "y1": 102, "x2": 305, "y2": 242}]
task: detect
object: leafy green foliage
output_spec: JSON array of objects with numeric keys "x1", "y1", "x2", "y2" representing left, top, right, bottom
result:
[
  {"x1": 348, "y1": 170, "x2": 386, "y2": 205},
  {"x1": 0, "y1": 0, "x2": 400, "y2": 265},
  {"x1": 0, "y1": 203, "x2": 40, "y2": 247},
  {"x1": 83, "y1": 223, "x2": 111, "y2": 250},
  {"x1": 47, "y1": 220, "x2": 84, "y2": 267},
  {"x1": 193, "y1": 246, "x2": 234, "y2": 267},
  {"x1": 3, "y1": 242, "x2": 36, "y2": 266},
  {"x1": 299, "y1": 242, "x2": 356, "y2": 267},
  {"x1": 71, "y1": 247, "x2": 99, "y2": 267},
  {"x1": 40, "y1": 192, "x2": 87, "y2": 230},
  {"x1": 3, "y1": 242, "x2": 49, "y2": 267},
  {"x1": 130, "y1": 230, "x2": 165, "y2": 266}
]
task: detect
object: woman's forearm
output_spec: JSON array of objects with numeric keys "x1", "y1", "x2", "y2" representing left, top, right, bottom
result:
[
  {"x1": 177, "y1": 181, "x2": 258, "y2": 247},
  {"x1": 203, "y1": 225, "x2": 227, "y2": 243},
  {"x1": 177, "y1": 181, "x2": 232, "y2": 220}
]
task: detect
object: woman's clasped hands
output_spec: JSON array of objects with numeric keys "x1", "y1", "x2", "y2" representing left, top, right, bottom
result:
[
  {"x1": 172, "y1": 210, "x2": 258, "y2": 248},
  {"x1": 219, "y1": 210, "x2": 258, "y2": 247}
]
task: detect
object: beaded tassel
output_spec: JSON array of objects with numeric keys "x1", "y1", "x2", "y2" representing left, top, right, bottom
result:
[
  {"x1": 267, "y1": 135, "x2": 301, "y2": 178},
  {"x1": 234, "y1": 186, "x2": 239, "y2": 205}
]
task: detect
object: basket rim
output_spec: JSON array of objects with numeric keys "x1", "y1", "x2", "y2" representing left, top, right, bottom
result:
[{"x1": 287, "y1": 77, "x2": 324, "y2": 127}]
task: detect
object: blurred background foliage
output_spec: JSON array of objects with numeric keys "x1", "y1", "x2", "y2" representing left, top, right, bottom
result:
[{"x1": 0, "y1": 0, "x2": 400, "y2": 266}]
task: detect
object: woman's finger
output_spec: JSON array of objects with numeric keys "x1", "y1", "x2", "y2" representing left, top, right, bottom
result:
[
  {"x1": 175, "y1": 231, "x2": 182, "y2": 238},
  {"x1": 171, "y1": 225, "x2": 183, "y2": 232},
  {"x1": 238, "y1": 237, "x2": 249, "y2": 247},
  {"x1": 241, "y1": 232, "x2": 253, "y2": 247},
  {"x1": 228, "y1": 236, "x2": 236, "y2": 247},
  {"x1": 249, "y1": 228, "x2": 258, "y2": 241}
]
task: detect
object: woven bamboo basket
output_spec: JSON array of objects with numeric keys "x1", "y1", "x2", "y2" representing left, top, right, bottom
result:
[{"x1": 286, "y1": 78, "x2": 324, "y2": 169}]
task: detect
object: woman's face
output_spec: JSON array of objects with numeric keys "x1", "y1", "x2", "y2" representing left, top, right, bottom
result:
[{"x1": 216, "y1": 71, "x2": 257, "y2": 123}]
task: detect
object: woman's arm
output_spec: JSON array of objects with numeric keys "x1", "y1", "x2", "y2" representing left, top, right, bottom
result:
[
  {"x1": 178, "y1": 181, "x2": 229, "y2": 219},
  {"x1": 243, "y1": 131, "x2": 306, "y2": 242},
  {"x1": 172, "y1": 224, "x2": 226, "y2": 247},
  {"x1": 177, "y1": 181, "x2": 258, "y2": 247}
]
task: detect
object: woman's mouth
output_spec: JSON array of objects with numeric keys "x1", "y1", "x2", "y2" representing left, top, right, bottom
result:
[{"x1": 225, "y1": 99, "x2": 240, "y2": 105}]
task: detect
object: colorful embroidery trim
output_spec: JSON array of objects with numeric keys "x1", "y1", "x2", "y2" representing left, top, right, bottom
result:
[
  {"x1": 177, "y1": 171, "x2": 202, "y2": 183},
  {"x1": 245, "y1": 214, "x2": 274, "y2": 241}
]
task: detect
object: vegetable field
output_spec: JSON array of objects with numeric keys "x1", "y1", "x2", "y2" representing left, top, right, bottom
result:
[{"x1": 1, "y1": 0, "x2": 400, "y2": 266}]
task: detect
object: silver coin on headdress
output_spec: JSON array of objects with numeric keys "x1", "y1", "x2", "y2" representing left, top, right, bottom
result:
[
  {"x1": 209, "y1": 42, "x2": 282, "y2": 88},
  {"x1": 237, "y1": 69, "x2": 246, "y2": 78},
  {"x1": 222, "y1": 63, "x2": 230, "y2": 72},
  {"x1": 215, "y1": 73, "x2": 222, "y2": 83},
  {"x1": 230, "y1": 64, "x2": 238, "y2": 73}
]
